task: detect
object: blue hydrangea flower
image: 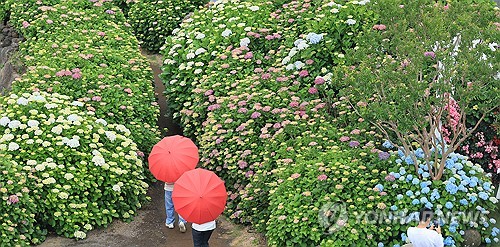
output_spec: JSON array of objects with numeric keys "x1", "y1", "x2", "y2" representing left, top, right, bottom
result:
[
  {"x1": 422, "y1": 172, "x2": 430, "y2": 178},
  {"x1": 445, "y1": 202, "x2": 453, "y2": 209},
  {"x1": 398, "y1": 149, "x2": 405, "y2": 157},
  {"x1": 455, "y1": 163, "x2": 463, "y2": 170},
  {"x1": 391, "y1": 205, "x2": 398, "y2": 211},
  {"x1": 399, "y1": 168, "x2": 406, "y2": 175},
  {"x1": 393, "y1": 245, "x2": 400, "y2": 247},
  {"x1": 418, "y1": 168, "x2": 424, "y2": 174},
  {"x1": 430, "y1": 189, "x2": 440, "y2": 201},
  {"x1": 485, "y1": 238, "x2": 491, "y2": 244},
  {"x1": 382, "y1": 140, "x2": 394, "y2": 149},
  {"x1": 415, "y1": 148, "x2": 424, "y2": 158},
  {"x1": 445, "y1": 183, "x2": 458, "y2": 195},
  {"x1": 459, "y1": 199, "x2": 468, "y2": 205},
  {"x1": 406, "y1": 190, "x2": 414, "y2": 197},
  {"x1": 445, "y1": 159, "x2": 455, "y2": 169},
  {"x1": 420, "y1": 181, "x2": 430, "y2": 189},
  {"x1": 422, "y1": 187, "x2": 430, "y2": 194},
  {"x1": 406, "y1": 174, "x2": 413, "y2": 182},
  {"x1": 420, "y1": 197, "x2": 429, "y2": 204},
  {"x1": 469, "y1": 195, "x2": 477, "y2": 203},
  {"x1": 444, "y1": 236, "x2": 455, "y2": 246},
  {"x1": 404, "y1": 156, "x2": 414, "y2": 165},
  {"x1": 425, "y1": 201, "x2": 433, "y2": 209},
  {"x1": 412, "y1": 178, "x2": 420, "y2": 185},
  {"x1": 375, "y1": 184, "x2": 384, "y2": 192},
  {"x1": 484, "y1": 182, "x2": 491, "y2": 191},
  {"x1": 412, "y1": 199, "x2": 420, "y2": 205},
  {"x1": 484, "y1": 222, "x2": 490, "y2": 227},
  {"x1": 401, "y1": 233, "x2": 407, "y2": 242},
  {"x1": 378, "y1": 242, "x2": 384, "y2": 247},
  {"x1": 393, "y1": 173, "x2": 401, "y2": 179},
  {"x1": 306, "y1": 33, "x2": 323, "y2": 44},
  {"x1": 478, "y1": 192, "x2": 488, "y2": 200},
  {"x1": 449, "y1": 225, "x2": 456, "y2": 233},
  {"x1": 458, "y1": 184, "x2": 467, "y2": 192},
  {"x1": 397, "y1": 194, "x2": 403, "y2": 200},
  {"x1": 459, "y1": 230, "x2": 465, "y2": 235},
  {"x1": 396, "y1": 159, "x2": 402, "y2": 164}
]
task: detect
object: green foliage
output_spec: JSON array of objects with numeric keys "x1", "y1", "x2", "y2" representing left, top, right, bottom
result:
[
  {"x1": 127, "y1": 0, "x2": 207, "y2": 52},
  {"x1": 8, "y1": 0, "x2": 159, "y2": 159},
  {"x1": 0, "y1": 92, "x2": 150, "y2": 241},
  {"x1": 0, "y1": 157, "x2": 46, "y2": 246}
]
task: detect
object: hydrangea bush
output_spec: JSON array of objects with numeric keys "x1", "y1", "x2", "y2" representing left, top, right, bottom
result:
[
  {"x1": 127, "y1": 0, "x2": 207, "y2": 52},
  {"x1": 0, "y1": 157, "x2": 46, "y2": 245},
  {"x1": 5, "y1": 0, "x2": 160, "y2": 164},
  {"x1": 0, "y1": 92, "x2": 149, "y2": 243},
  {"x1": 159, "y1": 0, "x2": 499, "y2": 246}
]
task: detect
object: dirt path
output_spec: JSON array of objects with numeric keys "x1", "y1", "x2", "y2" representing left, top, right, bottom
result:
[{"x1": 39, "y1": 52, "x2": 266, "y2": 247}]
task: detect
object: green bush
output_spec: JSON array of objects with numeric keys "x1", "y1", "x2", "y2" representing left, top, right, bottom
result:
[
  {"x1": 0, "y1": 157, "x2": 46, "y2": 246},
  {"x1": 127, "y1": 0, "x2": 207, "y2": 52},
  {"x1": 0, "y1": 92, "x2": 149, "y2": 240},
  {"x1": 7, "y1": 0, "x2": 159, "y2": 161}
]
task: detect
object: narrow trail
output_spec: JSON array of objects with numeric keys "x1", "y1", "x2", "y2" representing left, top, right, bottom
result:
[{"x1": 38, "y1": 53, "x2": 241, "y2": 247}]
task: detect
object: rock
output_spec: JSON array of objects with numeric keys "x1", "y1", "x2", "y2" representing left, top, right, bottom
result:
[
  {"x1": 0, "y1": 62, "x2": 14, "y2": 93},
  {"x1": 463, "y1": 229, "x2": 481, "y2": 247}
]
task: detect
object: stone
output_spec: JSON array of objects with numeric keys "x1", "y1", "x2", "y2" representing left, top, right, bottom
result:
[{"x1": 462, "y1": 229, "x2": 481, "y2": 247}]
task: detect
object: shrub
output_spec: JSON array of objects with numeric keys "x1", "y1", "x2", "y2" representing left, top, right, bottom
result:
[
  {"x1": 6, "y1": 0, "x2": 160, "y2": 160},
  {"x1": 0, "y1": 157, "x2": 46, "y2": 246},
  {"x1": 0, "y1": 92, "x2": 149, "y2": 239},
  {"x1": 127, "y1": 0, "x2": 207, "y2": 52}
]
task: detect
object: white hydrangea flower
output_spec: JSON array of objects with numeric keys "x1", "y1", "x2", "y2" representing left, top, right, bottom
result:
[
  {"x1": 35, "y1": 164, "x2": 46, "y2": 171},
  {"x1": 221, "y1": 29, "x2": 232, "y2": 37},
  {"x1": 195, "y1": 33, "x2": 205, "y2": 39},
  {"x1": 286, "y1": 64, "x2": 295, "y2": 70},
  {"x1": 66, "y1": 138, "x2": 80, "y2": 148},
  {"x1": 240, "y1": 37, "x2": 250, "y2": 47},
  {"x1": 71, "y1": 101, "x2": 84, "y2": 107},
  {"x1": 92, "y1": 155, "x2": 106, "y2": 166},
  {"x1": 64, "y1": 173, "x2": 74, "y2": 180},
  {"x1": 27, "y1": 120, "x2": 39, "y2": 127},
  {"x1": 0, "y1": 117, "x2": 11, "y2": 126},
  {"x1": 105, "y1": 131, "x2": 116, "y2": 142},
  {"x1": 8, "y1": 120, "x2": 21, "y2": 129},
  {"x1": 112, "y1": 184, "x2": 121, "y2": 192},
  {"x1": 248, "y1": 6, "x2": 259, "y2": 11},
  {"x1": 281, "y1": 56, "x2": 291, "y2": 65},
  {"x1": 488, "y1": 42, "x2": 497, "y2": 52},
  {"x1": 2, "y1": 133, "x2": 14, "y2": 141},
  {"x1": 186, "y1": 53, "x2": 196, "y2": 59},
  {"x1": 17, "y1": 97, "x2": 28, "y2": 105},
  {"x1": 44, "y1": 103, "x2": 58, "y2": 109},
  {"x1": 51, "y1": 126, "x2": 63, "y2": 135},
  {"x1": 195, "y1": 48, "x2": 207, "y2": 55},
  {"x1": 74, "y1": 230, "x2": 86, "y2": 239},
  {"x1": 67, "y1": 114, "x2": 80, "y2": 122},
  {"x1": 294, "y1": 61, "x2": 305, "y2": 70},
  {"x1": 59, "y1": 192, "x2": 69, "y2": 199},
  {"x1": 8, "y1": 142, "x2": 19, "y2": 151},
  {"x1": 346, "y1": 19, "x2": 356, "y2": 25},
  {"x1": 115, "y1": 124, "x2": 130, "y2": 134},
  {"x1": 95, "y1": 119, "x2": 107, "y2": 126}
]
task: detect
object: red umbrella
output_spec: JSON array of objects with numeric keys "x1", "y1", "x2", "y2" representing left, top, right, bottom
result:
[
  {"x1": 172, "y1": 168, "x2": 227, "y2": 224},
  {"x1": 148, "y1": 135, "x2": 199, "y2": 183}
]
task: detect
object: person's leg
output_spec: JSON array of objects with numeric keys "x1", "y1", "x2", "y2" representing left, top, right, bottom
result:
[
  {"x1": 192, "y1": 229, "x2": 203, "y2": 247},
  {"x1": 164, "y1": 190, "x2": 175, "y2": 226},
  {"x1": 202, "y1": 229, "x2": 214, "y2": 247}
]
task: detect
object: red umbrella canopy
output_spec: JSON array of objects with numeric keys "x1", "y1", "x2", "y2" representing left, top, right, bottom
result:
[
  {"x1": 172, "y1": 168, "x2": 227, "y2": 224},
  {"x1": 148, "y1": 135, "x2": 199, "y2": 183}
]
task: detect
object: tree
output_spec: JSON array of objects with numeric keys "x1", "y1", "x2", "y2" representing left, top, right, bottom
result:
[{"x1": 336, "y1": 0, "x2": 499, "y2": 180}]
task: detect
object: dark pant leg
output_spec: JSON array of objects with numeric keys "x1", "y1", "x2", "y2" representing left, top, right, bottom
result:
[
  {"x1": 192, "y1": 229, "x2": 214, "y2": 247},
  {"x1": 192, "y1": 229, "x2": 204, "y2": 247},
  {"x1": 201, "y1": 229, "x2": 214, "y2": 246}
]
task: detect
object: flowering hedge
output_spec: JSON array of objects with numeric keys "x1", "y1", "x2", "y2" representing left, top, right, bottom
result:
[
  {"x1": 127, "y1": 0, "x2": 207, "y2": 52},
  {"x1": 0, "y1": 157, "x2": 46, "y2": 245},
  {"x1": 5, "y1": 0, "x2": 160, "y2": 164},
  {"x1": 159, "y1": 0, "x2": 499, "y2": 246},
  {"x1": 0, "y1": 92, "x2": 150, "y2": 244}
]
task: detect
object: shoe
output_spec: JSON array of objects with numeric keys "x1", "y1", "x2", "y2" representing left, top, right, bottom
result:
[
  {"x1": 166, "y1": 223, "x2": 174, "y2": 229},
  {"x1": 179, "y1": 222, "x2": 186, "y2": 233}
]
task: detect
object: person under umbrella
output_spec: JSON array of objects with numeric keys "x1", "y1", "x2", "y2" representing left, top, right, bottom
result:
[
  {"x1": 149, "y1": 135, "x2": 199, "y2": 232},
  {"x1": 173, "y1": 168, "x2": 227, "y2": 247}
]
